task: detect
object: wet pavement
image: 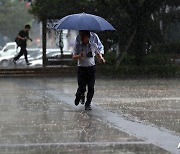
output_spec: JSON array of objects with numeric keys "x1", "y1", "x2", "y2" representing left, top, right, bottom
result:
[
  {"x1": 94, "y1": 79, "x2": 180, "y2": 134},
  {"x1": 0, "y1": 77, "x2": 179, "y2": 153}
]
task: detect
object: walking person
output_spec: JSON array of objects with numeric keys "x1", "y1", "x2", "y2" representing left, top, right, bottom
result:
[
  {"x1": 75, "y1": 31, "x2": 104, "y2": 104},
  {"x1": 73, "y1": 30, "x2": 105, "y2": 110},
  {"x1": 13, "y1": 24, "x2": 32, "y2": 65}
]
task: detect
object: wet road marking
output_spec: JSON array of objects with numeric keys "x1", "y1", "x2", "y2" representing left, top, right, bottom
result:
[{"x1": 47, "y1": 90, "x2": 180, "y2": 154}]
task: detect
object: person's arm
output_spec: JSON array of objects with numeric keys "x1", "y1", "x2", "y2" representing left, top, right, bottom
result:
[
  {"x1": 72, "y1": 43, "x2": 83, "y2": 60},
  {"x1": 75, "y1": 35, "x2": 80, "y2": 44},
  {"x1": 17, "y1": 35, "x2": 26, "y2": 41},
  {"x1": 94, "y1": 43, "x2": 105, "y2": 64},
  {"x1": 96, "y1": 53, "x2": 105, "y2": 64},
  {"x1": 72, "y1": 53, "x2": 83, "y2": 60},
  {"x1": 27, "y1": 37, "x2": 33, "y2": 41},
  {"x1": 93, "y1": 33, "x2": 104, "y2": 54},
  {"x1": 28, "y1": 37, "x2": 33, "y2": 41},
  {"x1": 26, "y1": 32, "x2": 33, "y2": 41}
]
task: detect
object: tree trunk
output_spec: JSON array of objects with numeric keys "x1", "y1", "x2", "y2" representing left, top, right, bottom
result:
[
  {"x1": 42, "y1": 20, "x2": 47, "y2": 68},
  {"x1": 115, "y1": 29, "x2": 137, "y2": 69}
]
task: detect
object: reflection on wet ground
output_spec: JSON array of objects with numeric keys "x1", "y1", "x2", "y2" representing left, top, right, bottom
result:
[
  {"x1": 0, "y1": 86, "x2": 138, "y2": 143},
  {"x1": 43, "y1": 78, "x2": 180, "y2": 134},
  {"x1": 94, "y1": 79, "x2": 180, "y2": 134},
  {"x1": 0, "y1": 77, "x2": 177, "y2": 153}
]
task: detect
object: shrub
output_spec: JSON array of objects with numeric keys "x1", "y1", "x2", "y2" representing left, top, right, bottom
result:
[
  {"x1": 151, "y1": 42, "x2": 180, "y2": 54},
  {"x1": 98, "y1": 64, "x2": 179, "y2": 77},
  {"x1": 103, "y1": 51, "x2": 116, "y2": 65}
]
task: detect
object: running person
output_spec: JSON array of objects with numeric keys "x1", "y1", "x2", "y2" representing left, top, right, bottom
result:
[
  {"x1": 73, "y1": 31, "x2": 105, "y2": 110},
  {"x1": 75, "y1": 31, "x2": 104, "y2": 104},
  {"x1": 13, "y1": 25, "x2": 32, "y2": 65}
]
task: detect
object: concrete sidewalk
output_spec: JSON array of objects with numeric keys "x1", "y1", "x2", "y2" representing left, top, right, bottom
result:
[{"x1": 0, "y1": 77, "x2": 179, "y2": 153}]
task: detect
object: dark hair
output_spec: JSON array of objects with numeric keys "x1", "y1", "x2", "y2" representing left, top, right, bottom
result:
[
  {"x1": 79, "y1": 30, "x2": 90, "y2": 38},
  {"x1": 25, "y1": 24, "x2": 31, "y2": 29}
]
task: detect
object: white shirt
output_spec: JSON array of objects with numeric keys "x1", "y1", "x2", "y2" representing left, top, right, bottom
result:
[
  {"x1": 75, "y1": 32, "x2": 104, "y2": 54},
  {"x1": 74, "y1": 42, "x2": 100, "y2": 67}
]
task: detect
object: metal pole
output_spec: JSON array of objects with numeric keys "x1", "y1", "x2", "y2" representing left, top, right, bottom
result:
[{"x1": 42, "y1": 20, "x2": 47, "y2": 68}]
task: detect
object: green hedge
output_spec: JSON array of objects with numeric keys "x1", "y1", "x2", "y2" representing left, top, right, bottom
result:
[
  {"x1": 102, "y1": 51, "x2": 172, "y2": 66},
  {"x1": 98, "y1": 64, "x2": 179, "y2": 77},
  {"x1": 151, "y1": 42, "x2": 180, "y2": 54}
]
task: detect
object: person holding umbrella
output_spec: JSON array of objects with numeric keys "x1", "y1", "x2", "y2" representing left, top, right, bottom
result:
[
  {"x1": 52, "y1": 13, "x2": 115, "y2": 110},
  {"x1": 73, "y1": 30, "x2": 105, "y2": 110},
  {"x1": 75, "y1": 31, "x2": 104, "y2": 104}
]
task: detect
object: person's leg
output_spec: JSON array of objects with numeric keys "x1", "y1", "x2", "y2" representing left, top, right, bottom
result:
[
  {"x1": 80, "y1": 93, "x2": 86, "y2": 105},
  {"x1": 86, "y1": 66, "x2": 96, "y2": 109},
  {"x1": 75, "y1": 67, "x2": 87, "y2": 106},
  {"x1": 14, "y1": 47, "x2": 24, "y2": 62},
  {"x1": 23, "y1": 47, "x2": 29, "y2": 64}
]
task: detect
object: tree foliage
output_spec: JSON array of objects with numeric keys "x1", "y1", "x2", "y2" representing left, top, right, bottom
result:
[
  {"x1": 152, "y1": 0, "x2": 180, "y2": 41},
  {"x1": 31, "y1": 0, "x2": 92, "y2": 20},
  {"x1": 0, "y1": 0, "x2": 33, "y2": 40},
  {"x1": 31, "y1": 0, "x2": 180, "y2": 65}
]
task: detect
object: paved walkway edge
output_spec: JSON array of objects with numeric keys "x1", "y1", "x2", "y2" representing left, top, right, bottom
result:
[{"x1": 47, "y1": 90, "x2": 180, "y2": 154}]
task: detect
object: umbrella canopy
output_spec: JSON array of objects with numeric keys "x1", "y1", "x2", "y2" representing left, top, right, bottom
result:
[{"x1": 53, "y1": 13, "x2": 116, "y2": 31}]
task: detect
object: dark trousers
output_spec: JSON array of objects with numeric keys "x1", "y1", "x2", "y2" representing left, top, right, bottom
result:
[
  {"x1": 14, "y1": 46, "x2": 28, "y2": 63},
  {"x1": 76, "y1": 66, "x2": 96, "y2": 106}
]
